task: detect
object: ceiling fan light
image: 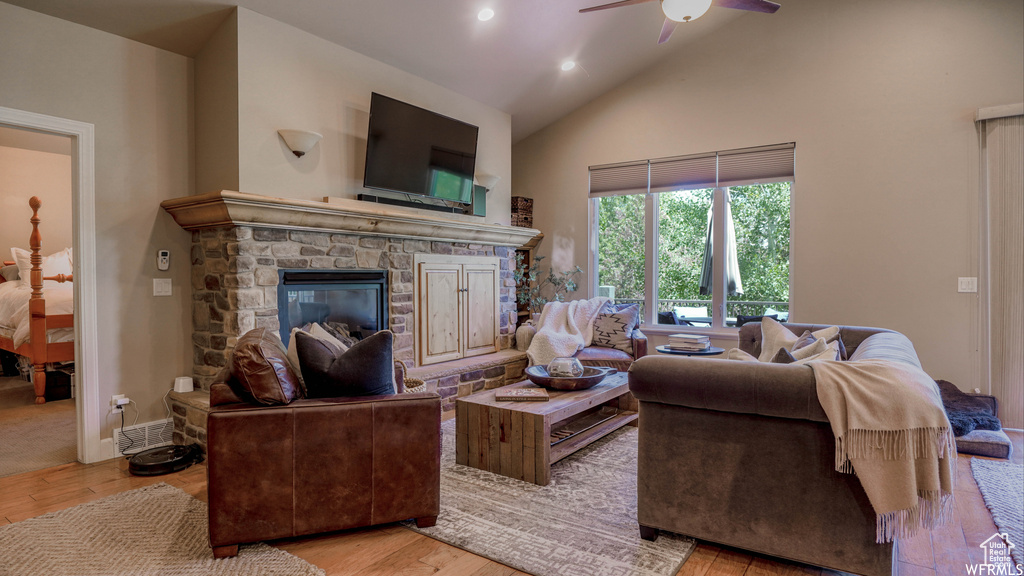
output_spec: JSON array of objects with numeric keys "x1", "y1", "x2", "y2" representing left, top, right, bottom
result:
[
  {"x1": 661, "y1": 0, "x2": 713, "y2": 22},
  {"x1": 477, "y1": 8, "x2": 494, "y2": 21}
]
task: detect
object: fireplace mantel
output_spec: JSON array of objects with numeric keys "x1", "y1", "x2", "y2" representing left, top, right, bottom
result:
[{"x1": 161, "y1": 190, "x2": 539, "y2": 247}]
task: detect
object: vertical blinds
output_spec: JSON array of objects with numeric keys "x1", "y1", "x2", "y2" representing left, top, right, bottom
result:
[{"x1": 588, "y1": 143, "x2": 795, "y2": 198}]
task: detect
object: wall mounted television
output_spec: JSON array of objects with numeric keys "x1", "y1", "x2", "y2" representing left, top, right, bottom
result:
[{"x1": 363, "y1": 93, "x2": 480, "y2": 205}]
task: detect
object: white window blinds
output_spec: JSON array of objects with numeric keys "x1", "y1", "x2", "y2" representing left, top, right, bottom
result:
[{"x1": 588, "y1": 143, "x2": 795, "y2": 197}]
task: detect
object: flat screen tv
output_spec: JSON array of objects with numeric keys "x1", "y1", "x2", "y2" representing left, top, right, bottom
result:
[{"x1": 363, "y1": 93, "x2": 479, "y2": 205}]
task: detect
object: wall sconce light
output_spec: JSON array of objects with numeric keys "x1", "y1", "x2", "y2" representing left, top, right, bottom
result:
[
  {"x1": 277, "y1": 129, "x2": 323, "y2": 157},
  {"x1": 475, "y1": 173, "x2": 501, "y2": 191}
]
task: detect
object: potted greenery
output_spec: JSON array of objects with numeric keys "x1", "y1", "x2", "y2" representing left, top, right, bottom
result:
[{"x1": 513, "y1": 253, "x2": 584, "y2": 323}]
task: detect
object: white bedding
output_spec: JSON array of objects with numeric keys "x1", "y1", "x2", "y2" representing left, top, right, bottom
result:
[{"x1": 0, "y1": 280, "x2": 74, "y2": 348}]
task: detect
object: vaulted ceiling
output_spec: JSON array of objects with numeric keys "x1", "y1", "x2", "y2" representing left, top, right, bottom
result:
[{"x1": 5, "y1": 0, "x2": 763, "y2": 141}]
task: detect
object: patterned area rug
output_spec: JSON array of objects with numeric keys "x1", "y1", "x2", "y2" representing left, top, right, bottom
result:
[
  {"x1": 409, "y1": 420, "x2": 695, "y2": 576},
  {"x1": 0, "y1": 483, "x2": 324, "y2": 576},
  {"x1": 971, "y1": 458, "x2": 1024, "y2": 566},
  {"x1": 0, "y1": 377, "x2": 76, "y2": 478}
]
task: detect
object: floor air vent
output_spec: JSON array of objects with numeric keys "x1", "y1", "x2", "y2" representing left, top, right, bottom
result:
[{"x1": 115, "y1": 419, "x2": 174, "y2": 457}]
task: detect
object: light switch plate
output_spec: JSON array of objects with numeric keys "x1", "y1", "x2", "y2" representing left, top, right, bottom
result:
[
  {"x1": 957, "y1": 277, "x2": 978, "y2": 293},
  {"x1": 153, "y1": 278, "x2": 172, "y2": 296}
]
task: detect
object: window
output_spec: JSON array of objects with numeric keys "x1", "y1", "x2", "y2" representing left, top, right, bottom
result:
[{"x1": 590, "y1": 144, "x2": 794, "y2": 330}]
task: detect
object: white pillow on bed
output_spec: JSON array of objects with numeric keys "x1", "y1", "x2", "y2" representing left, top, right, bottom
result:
[{"x1": 11, "y1": 247, "x2": 73, "y2": 281}]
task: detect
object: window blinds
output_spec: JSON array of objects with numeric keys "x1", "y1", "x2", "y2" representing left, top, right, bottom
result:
[{"x1": 588, "y1": 142, "x2": 795, "y2": 198}]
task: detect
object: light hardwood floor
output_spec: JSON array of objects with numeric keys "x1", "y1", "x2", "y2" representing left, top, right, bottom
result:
[{"x1": 0, "y1": 425, "x2": 1019, "y2": 576}]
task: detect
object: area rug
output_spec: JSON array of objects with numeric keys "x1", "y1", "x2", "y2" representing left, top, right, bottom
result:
[
  {"x1": 971, "y1": 458, "x2": 1024, "y2": 565},
  {"x1": 408, "y1": 420, "x2": 695, "y2": 576},
  {"x1": 0, "y1": 483, "x2": 324, "y2": 576},
  {"x1": 0, "y1": 378, "x2": 76, "y2": 478}
]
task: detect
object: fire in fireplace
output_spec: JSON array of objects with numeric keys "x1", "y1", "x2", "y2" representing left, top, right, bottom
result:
[{"x1": 277, "y1": 270, "x2": 388, "y2": 344}]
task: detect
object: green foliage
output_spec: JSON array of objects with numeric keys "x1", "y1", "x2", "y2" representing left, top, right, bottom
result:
[
  {"x1": 597, "y1": 183, "x2": 791, "y2": 315},
  {"x1": 595, "y1": 194, "x2": 646, "y2": 300},
  {"x1": 513, "y1": 253, "x2": 584, "y2": 315}
]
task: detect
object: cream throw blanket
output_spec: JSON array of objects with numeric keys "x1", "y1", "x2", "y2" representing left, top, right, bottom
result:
[
  {"x1": 810, "y1": 358, "x2": 956, "y2": 543},
  {"x1": 526, "y1": 297, "x2": 610, "y2": 366}
]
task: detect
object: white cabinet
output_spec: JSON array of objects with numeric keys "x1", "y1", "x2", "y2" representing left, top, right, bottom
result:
[{"x1": 415, "y1": 254, "x2": 500, "y2": 366}]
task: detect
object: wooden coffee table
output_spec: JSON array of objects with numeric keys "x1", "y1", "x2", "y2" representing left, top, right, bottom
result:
[{"x1": 455, "y1": 371, "x2": 637, "y2": 486}]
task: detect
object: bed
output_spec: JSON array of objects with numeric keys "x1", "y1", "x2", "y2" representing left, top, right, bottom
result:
[{"x1": 0, "y1": 197, "x2": 74, "y2": 404}]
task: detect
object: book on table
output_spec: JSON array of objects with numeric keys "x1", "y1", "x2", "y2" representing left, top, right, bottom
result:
[
  {"x1": 667, "y1": 333, "x2": 711, "y2": 350},
  {"x1": 495, "y1": 388, "x2": 550, "y2": 402}
]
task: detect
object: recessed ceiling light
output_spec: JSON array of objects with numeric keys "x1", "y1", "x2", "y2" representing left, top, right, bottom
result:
[
  {"x1": 561, "y1": 61, "x2": 576, "y2": 72},
  {"x1": 478, "y1": 8, "x2": 494, "y2": 21}
]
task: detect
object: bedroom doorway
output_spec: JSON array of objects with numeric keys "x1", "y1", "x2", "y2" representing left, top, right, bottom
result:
[
  {"x1": 0, "y1": 126, "x2": 77, "y2": 477},
  {"x1": 0, "y1": 106, "x2": 101, "y2": 465}
]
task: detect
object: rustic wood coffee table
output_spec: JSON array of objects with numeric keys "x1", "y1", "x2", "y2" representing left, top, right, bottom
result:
[{"x1": 455, "y1": 371, "x2": 636, "y2": 486}]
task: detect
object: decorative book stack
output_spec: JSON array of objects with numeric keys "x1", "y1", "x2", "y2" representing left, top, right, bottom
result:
[
  {"x1": 667, "y1": 333, "x2": 711, "y2": 352},
  {"x1": 495, "y1": 387, "x2": 550, "y2": 402}
]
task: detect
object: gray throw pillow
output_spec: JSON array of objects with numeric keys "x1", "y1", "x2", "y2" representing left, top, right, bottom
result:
[
  {"x1": 0, "y1": 265, "x2": 19, "y2": 282},
  {"x1": 592, "y1": 304, "x2": 640, "y2": 354},
  {"x1": 771, "y1": 348, "x2": 796, "y2": 364},
  {"x1": 295, "y1": 329, "x2": 396, "y2": 398}
]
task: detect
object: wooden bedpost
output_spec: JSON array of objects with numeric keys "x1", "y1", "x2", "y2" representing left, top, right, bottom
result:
[{"x1": 28, "y1": 196, "x2": 47, "y2": 404}]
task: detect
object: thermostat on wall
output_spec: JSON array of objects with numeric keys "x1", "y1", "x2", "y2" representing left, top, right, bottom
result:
[{"x1": 157, "y1": 250, "x2": 170, "y2": 271}]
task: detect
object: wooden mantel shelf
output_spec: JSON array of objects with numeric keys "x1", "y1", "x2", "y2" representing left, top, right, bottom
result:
[{"x1": 160, "y1": 190, "x2": 541, "y2": 247}]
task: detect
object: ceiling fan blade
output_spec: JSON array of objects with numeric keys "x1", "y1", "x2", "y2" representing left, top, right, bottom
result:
[
  {"x1": 579, "y1": 0, "x2": 657, "y2": 14},
  {"x1": 658, "y1": 18, "x2": 678, "y2": 44},
  {"x1": 712, "y1": 0, "x2": 781, "y2": 13}
]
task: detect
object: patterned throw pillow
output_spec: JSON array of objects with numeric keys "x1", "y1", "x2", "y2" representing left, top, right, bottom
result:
[{"x1": 592, "y1": 304, "x2": 641, "y2": 354}]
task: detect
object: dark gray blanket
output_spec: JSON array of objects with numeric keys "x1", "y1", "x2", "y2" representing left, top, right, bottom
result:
[{"x1": 936, "y1": 380, "x2": 1002, "y2": 437}]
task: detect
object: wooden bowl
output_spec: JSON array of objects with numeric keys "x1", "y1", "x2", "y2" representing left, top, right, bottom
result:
[{"x1": 524, "y1": 366, "x2": 616, "y2": 391}]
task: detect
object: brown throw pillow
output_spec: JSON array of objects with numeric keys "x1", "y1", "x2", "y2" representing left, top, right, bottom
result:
[
  {"x1": 296, "y1": 330, "x2": 397, "y2": 398},
  {"x1": 227, "y1": 327, "x2": 303, "y2": 405},
  {"x1": 771, "y1": 348, "x2": 797, "y2": 364}
]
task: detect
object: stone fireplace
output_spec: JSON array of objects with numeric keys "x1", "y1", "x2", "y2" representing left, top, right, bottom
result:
[{"x1": 162, "y1": 190, "x2": 537, "y2": 449}]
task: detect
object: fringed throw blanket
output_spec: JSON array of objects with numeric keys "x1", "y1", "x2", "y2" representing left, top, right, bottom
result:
[
  {"x1": 810, "y1": 359, "x2": 957, "y2": 543},
  {"x1": 526, "y1": 297, "x2": 609, "y2": 366}
]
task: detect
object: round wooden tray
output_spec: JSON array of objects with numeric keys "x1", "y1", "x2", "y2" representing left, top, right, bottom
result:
[{"x1": 524, "y1": 365, "x2": 616, "y2": 391}]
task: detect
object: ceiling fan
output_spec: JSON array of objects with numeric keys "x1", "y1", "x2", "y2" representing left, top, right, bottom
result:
[{"x1": 579, "y1": 0, "x2": 780, "y2": 44}]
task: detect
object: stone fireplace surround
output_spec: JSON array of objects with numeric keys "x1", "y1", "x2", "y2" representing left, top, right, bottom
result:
[{"x1": 161, "y1": 191, "x2": 538, "y2": 451}]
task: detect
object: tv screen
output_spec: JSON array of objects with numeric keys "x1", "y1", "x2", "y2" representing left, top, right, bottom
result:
[{"x1": 363, "y1": 93, "x2": 479, "y2": 205}]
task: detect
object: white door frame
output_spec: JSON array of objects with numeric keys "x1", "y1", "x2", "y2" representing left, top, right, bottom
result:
[{"x1": 0, "y1": 106, "x2": 103, "y2": 463}]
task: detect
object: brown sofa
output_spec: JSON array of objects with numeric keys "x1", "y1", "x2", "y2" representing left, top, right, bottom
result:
[
  {"x1": 628, "y1": 323, "x2": 913, "y2": 576},
  {"x1": 206, "y1": 382, "x2": 441, "y2": 558}
]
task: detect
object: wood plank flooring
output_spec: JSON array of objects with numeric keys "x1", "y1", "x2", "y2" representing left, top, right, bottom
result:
[{"x1": 1, "y1": 423, "x2": 1019, "y2": 576}]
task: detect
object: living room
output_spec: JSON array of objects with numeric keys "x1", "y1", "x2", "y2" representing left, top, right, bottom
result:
[{"x1": 0, "y1": 0, "x2": 1021, "y2": 575}]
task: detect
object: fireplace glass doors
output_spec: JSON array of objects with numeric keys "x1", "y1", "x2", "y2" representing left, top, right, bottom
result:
[{"x1": 277, "y1": 270, "x2": 388, "y2": 345}]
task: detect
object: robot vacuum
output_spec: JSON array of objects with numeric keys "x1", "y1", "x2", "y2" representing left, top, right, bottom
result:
[{"x1": 128, "y1": 444, "x2": 203, "y2": 476}]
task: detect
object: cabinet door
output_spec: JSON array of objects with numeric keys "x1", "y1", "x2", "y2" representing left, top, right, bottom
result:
[
  {"x1": 463, "y1": 263, "x2": 499, "y2": 358},
  {"x1": 418, "y1": 263, "x2": 463, "y2": 365}
]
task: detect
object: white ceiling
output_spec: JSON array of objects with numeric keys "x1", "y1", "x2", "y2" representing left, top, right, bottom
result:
[{"x1": 5, "y1": 0, "x2": 761, "y2": 141}]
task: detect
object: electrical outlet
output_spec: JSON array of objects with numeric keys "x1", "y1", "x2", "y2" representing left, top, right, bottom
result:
[{"x1": 111, "y1": 394, "x2": 129, "y2": 411}]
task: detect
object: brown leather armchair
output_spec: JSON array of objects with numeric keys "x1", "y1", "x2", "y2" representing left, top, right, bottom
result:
[
  {"x1": 206, "y1": 383, "x2": 441, "y2": 558},
  {"x1": 574, "y1": 328, "x2": 648, "y2": 372}
]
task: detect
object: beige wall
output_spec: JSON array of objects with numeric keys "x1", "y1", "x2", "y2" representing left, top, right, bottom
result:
[
  {"x1": 512, "y1": 0, "x2": 1024, "y2": 394},
  {"x1": 195, "y1": 10, "x2": 239, "y2": 195},
  {"x1": 0, "y1": 145, "x2": 72, "y2": 253},
  {"x1": 233, "y1": 8, "x2": 512, "y2": 225},
  {"x1": 0, "y1": 2, "x2": 194, "y2": 438}
]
